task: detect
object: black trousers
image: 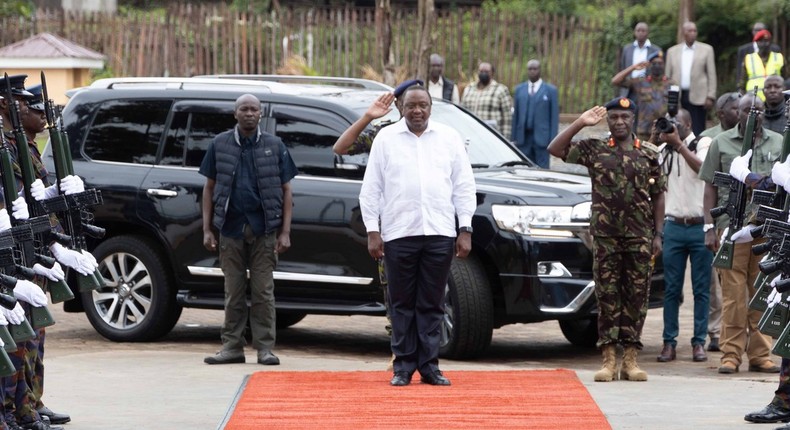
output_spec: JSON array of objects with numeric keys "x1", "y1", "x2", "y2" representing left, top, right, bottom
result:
[
  {"x1": 384, "y1": 235, "x2": 454, "y2": 377},
  {"x1": 681, "y1": 90, "x2": 707, "y2": 137}
]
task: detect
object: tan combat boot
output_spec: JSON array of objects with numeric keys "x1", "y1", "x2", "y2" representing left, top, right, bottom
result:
[
  {"x1": 620, "y1": 345, "x2": 648, "y2": 381},
  {"x1": 593, "y1": 344, "x2": 617, "y2": 382}
]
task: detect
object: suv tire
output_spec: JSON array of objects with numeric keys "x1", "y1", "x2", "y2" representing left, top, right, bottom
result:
[
  {"x1": 440, "y1": 255, "x2": 494, "y2": 359},
  {"x1": 85, "y1": 235, "x2": 182, "y2": 342},
  {"x1": 275, "y1": 311, "x2": 307, "y2": 329},
  {"x1": 559, "y1": 317, "x2": 599, "y2": 347}
]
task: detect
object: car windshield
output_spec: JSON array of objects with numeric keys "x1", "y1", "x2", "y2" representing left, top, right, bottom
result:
[{"x1": 356, "y1": 100, "x2": 528, "y2": 168}]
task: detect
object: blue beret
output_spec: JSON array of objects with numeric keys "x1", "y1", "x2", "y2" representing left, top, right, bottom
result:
[
  {"x1": 646, "y1": 50, "x2": 664, "y2": 62},
  {"x1": 604, "y1": 97, "x2": 636, "y2": 112},
  {"x1": 393, "y1": 79, "x2": 424, "y2": 98},
  {"x1": 0, "y1": 74, "x2": 33, "y2": 98},
  {"x1": 24, "y1": 84, "x2": 44, "y2": 112}
]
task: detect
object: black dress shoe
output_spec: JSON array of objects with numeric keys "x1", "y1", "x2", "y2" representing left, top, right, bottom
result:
[
  {"x1": 420, "y1": 371, "x2": 451, "y2": 386},
  {"x1": 390, "y1": 372, "x2": 411, "y2": 386},
  {"x1": 19, "y1": 420, "x2": 63, "y2": 430},
  {"x1": 37, "y1": 406, "x2": 70, "y2": 425},
  {"x1": 745, "y1": 404, "x2": 790, "y2": 423}
]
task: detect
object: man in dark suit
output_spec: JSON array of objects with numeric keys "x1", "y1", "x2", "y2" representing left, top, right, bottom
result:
[
  {"x1": 618, "y1": 22, "x2": 661, "y2": 99},
  {"x1": 511, "y1": 59, "x2": 559, "y2": 168},
  {"x1": 736, "y1": 22, "x2": 781, "y2": 91},
  {"x1": 666, "y1": 21, "x2": 717, "y2": 136}
]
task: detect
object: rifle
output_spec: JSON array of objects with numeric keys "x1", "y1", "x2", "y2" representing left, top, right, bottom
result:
[
  {"x1": 41, "y1": 72, "x2": 105, "y2": 292},
  {"x1": 1, "y1": 79, "x2": 59, "y2": 331},
  {"x1": 710, "y1": 87, "x2": 761, "y2": 269}
]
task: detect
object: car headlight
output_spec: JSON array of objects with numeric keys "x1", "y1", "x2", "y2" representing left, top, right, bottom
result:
[
  {"x1": 492, "y1": 203, "x2": 590, "y2": 237},
  {"x1": 571, "y1": 201, "x2": 591, "y2": 222}
]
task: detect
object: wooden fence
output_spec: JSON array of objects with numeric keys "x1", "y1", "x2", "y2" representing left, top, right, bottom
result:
[{"x1": 1, "y1": 6, "x2": 613, "y2": 113}]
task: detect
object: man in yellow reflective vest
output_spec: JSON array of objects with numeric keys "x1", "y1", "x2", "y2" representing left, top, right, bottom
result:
[{"x1": 740, "y1": 29, "x2": 785, "y2": 100}]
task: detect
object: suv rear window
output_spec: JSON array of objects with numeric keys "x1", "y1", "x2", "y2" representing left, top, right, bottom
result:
[{"x1": 83, "y1": 99, "x2": 173, "y2": 164}]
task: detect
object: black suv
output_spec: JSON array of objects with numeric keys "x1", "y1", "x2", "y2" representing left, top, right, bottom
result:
[{"x1": 44, "y1": 76, "x2": 663, "y2": 359}]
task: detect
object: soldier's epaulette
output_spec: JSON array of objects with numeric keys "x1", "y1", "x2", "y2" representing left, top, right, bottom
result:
[{"x1": 640, "y1": 141, "x2": 660, "y2": 153}]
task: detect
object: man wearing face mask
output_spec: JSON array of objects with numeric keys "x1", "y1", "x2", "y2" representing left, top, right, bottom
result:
[
  {"x1": 611, "y1": 50, "x2": 676, "y2": 141},
  {"x1": 461, "y1": 62, "x2": 512, "y2": 138}
]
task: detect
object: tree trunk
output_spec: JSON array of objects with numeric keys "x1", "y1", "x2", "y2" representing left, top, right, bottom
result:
[
  {"x1": 677, "y1": 0, "x2": 694, "y2": 43},
  {"x1": 413, "y1": 0, "x2": 435, "y2": 82},
  {"x1": 375, "y1": 0, "x2": 395, "y2": 86}
]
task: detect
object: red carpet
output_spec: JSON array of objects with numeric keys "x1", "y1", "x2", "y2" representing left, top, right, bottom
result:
[{"x1": 219, "y1": 370, "x2": 610, "y2": 430}]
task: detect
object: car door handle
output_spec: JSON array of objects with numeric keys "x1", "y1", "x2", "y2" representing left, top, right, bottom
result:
[{"x1": 146, "y1": 189, "x2": 178, "y2": 198}]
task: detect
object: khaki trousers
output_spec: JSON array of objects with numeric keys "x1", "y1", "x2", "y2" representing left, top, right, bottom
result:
[{"x1": 718, "y1": 239, "x2": 772, "y2": 367}]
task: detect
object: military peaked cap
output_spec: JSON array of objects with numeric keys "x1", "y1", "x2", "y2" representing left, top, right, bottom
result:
[
  {"x1": 25, "y1": 84, "x2": 45, "y2": 112},
  {"x1": 0, "y1": 74, "x2": 33, "y2": 98}
]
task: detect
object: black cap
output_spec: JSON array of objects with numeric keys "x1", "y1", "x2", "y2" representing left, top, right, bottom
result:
[
  {"x1": 393, "y1": 79, "x2": 424, "y2": 98},
  {"x1": 604, "y1": 97, "x2": 636, "y2": 112},
  {"x1": 0, "y1": 74, "x2": 33, "y2": 98},
  {"x1": 25, "y1": 84, "x2": 44, "y2": 112}
]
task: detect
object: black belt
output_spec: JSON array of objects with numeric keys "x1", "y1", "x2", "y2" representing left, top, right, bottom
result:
[{"x1": 665, "y1": 215, "x2": 704, "y2": 226}]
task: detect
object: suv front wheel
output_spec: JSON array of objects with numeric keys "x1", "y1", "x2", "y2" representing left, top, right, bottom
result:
[
  {"x1": 439, "y1": 255, "x2": 494, "y2": 359},
  {"x1": 84, "y1": 235, "x2": 182, "y2": 341}
]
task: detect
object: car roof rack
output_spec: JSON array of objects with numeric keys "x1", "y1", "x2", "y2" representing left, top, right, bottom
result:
[
  {"x1": 196, "y1": 74, "x2": 392, "y2": 91},
  {"x1": 87, "y1": 77, "x2": 299, "y2": 94}
]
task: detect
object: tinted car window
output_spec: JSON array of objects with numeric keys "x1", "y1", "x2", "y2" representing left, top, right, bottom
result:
[
  {"x1": 362, "y1": 102, "x2": 527, "y2": 168},
  {"x1": 161, "y1": 108, "x2": 238, "y2": 167},
  {"x1": 272, "y1": 104, "x2": 346, "y2": 175},
  {"x1": 83, "y1": 99, "x2": 172, "y2": 164}
]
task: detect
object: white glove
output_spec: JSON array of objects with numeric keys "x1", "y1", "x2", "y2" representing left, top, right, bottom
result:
[
  {"x1": 0, "y1": 310, "x2": 8, "y2": 327},
  {"x1": 1, "y1": 303, "x2": 25, "y2": 325},
  {"x1": 767, "y1": 288, "x2": 779, "y2": 307},
  {"x1": 729, "y1": 149, "x2": 753, "y2": 183},
  {"x1": 720, "y1": 227, "x2": 729, "y2": 244},
  {"x1": 33, "y1": 262, "x2": 65, "y2": 282},
  {"x1": 731, "y1": 225, "x2": 755, "y2": 244},
  {"x1": 60, "y1": 175, "x2": 84, "y2": 195},
  {"x1": 80, "y1": 250, "x2": 99, "y2": 270},
  {"x1": 12, "y1": 279, "x2": 47, "y2": 307},
  {"x1": 0, "y1": 209, "x2": 10, "y2": 232},
  {"x1": 29, "y1": 179, "x2": 58, "y2": 202},
  {"x1": 772, "y1": 155, "x2": 790, "y2": 193},
  {"x1": 10, "y1": 197, "x2": 28, "y2": 221},
  {"x1": 50, "y1": 242, "x2": 94, "y2": 276}
]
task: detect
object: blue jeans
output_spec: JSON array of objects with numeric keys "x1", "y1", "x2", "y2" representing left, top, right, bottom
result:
[{"x1": 662, "y1": 220, "x2": 713, "y2": 347}]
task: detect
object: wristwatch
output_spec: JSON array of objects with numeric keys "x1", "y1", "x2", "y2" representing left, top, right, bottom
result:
[
  {"x1": 703, "y1": 223, "x2": 715, "y2": 233},
  {"x1": 459, "y1": 226, "x2": 473, "y2": 234}
]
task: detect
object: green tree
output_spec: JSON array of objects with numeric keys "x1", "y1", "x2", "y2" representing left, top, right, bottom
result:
[{"x1": 0, "y1": 0, "x2": 34, "y2": 18}]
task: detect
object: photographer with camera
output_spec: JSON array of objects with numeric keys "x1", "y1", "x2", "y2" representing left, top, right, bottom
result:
[
  {"x1": 655, "y1": 108, "x2": 714, "y2": 363},
  {"x1": 611, "y1": 50, "x2": 677, "y2": 142}
]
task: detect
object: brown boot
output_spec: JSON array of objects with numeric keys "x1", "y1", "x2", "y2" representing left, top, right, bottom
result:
[
  {"x1": 620, "y1": 345, "x2": 648, "y2": 381},
  {"x1": 593, "y1": 344, "x2": 618, "y2": 382}
]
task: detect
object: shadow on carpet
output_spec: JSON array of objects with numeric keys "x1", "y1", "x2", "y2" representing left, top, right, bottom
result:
[{"x1": 218, "y1": 369, "x2": 610, "y2": 429}]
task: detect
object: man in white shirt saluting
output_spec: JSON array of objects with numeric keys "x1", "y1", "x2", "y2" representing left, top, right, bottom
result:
[{"x1": 359, "y1": 85, "x2": 477, "y2": 387}]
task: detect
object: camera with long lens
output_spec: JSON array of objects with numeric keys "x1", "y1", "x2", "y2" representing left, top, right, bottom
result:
[{"x1": 656, "y1": 85, "x2": 681, "y2": 134}]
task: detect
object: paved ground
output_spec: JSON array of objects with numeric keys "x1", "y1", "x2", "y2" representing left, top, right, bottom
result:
[{"x1": 39, "y1": 273, "x2": 784, "y2": 430}]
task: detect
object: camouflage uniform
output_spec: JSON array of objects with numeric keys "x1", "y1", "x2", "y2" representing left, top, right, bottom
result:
[
  {"x1": 622, "y1": 75, "x2": 675, "y2": 141},
  {"x1": 565, "y1": 136, "x2": 666, "y2": 348}
]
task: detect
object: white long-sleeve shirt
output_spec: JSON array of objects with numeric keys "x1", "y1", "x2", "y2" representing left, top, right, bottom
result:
[{"x1": 359, "y1": 118, "x2": 477, "y2": 242}]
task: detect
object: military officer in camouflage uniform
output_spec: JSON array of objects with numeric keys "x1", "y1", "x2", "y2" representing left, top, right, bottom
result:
[
  {"x1": 610, "y1": 50, "x2": 676, "y2": 142},
  {"x1": 548, "y1": 97, "x2": 666, "y2": 382}
]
